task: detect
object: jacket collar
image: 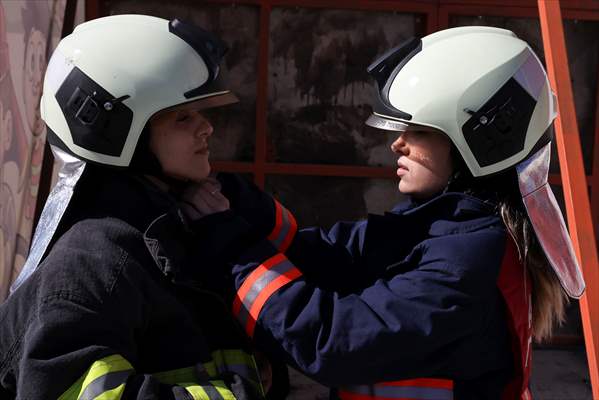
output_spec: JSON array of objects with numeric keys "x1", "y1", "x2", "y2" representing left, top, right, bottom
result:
[{"x1": 388, "y1": 192, "x2": 501, "y2": 236}]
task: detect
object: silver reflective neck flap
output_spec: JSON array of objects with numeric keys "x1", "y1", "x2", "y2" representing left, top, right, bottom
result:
[
  {"x1": 516, "y1": 143, "x2": 585, "y2": 298},
  {"x1": 10, "y1": 146, "x2": 86, "y2": 294}
]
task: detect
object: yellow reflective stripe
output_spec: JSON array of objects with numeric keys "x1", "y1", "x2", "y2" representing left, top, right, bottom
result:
[
  {"x1": 153, "y1": 367, "x2": 197, "y2": 385},
  {"x1": 210, "y1": 350, "x2": 264, "y2": 396},
  {"x1": 212, "y1": 350, "x2": 254, "y2": 366},
  {"x1": 79, "y1": 354, "x2": 133, "y2": 399},
  {"x1": 210, "y1": 380, "x2": 236, "y2": 400},
  {"x1": 81, "y1": 355, "x2": 133, "y2": 390},
  {"x1": 58, "y1": 355, "x2": 133, "y2": 400},
  {"x1": 151, "y1": 349, "x2": 263, "y2": 397},
  {"x1": 183, "y1": 381, "x2": 235, "y2": 400},
  {"x1": 183, "y1": 383, "x2": 212, "y2": 400},
  {"x1": 203, "y1": 361, "x2": 218, "y2": 377},
  {"x1": 58, "y1": 375, "x2": 85, "y2": 400},
  {"x1": 92, "y1": 383, "x2": 127, "y2": 400}
]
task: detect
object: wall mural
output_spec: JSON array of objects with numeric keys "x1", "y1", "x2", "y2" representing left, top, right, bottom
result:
[{"x1": 0, "y1": 0, "x2": 67, "y2": 301}]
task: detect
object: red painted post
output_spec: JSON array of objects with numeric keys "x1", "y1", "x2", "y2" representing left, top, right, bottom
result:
[
  {"x1": 254, "y1": 1, "x2": 271, "y2": 189},
  {"x1": 538, "y1": 1, "x2": 599, "y2": 397},
  {"x1": 591, "y1": 66, "x2": 599, "y2": 237}
]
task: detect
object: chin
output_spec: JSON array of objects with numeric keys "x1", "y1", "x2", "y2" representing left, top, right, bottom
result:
[
  {"x1": 398, "y1": 181, "x2": 412, "y2": 195},
  {"x1": 192, "y1": 166, "x2": 211, "y2": 183},
  {"x1": 398, "y1": 183, "x2": 427, "y2": 199}
]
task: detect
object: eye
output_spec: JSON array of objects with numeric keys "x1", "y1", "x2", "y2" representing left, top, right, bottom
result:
[{"x1": 176, "y1": 112, "x2": 190, "y2": 122}]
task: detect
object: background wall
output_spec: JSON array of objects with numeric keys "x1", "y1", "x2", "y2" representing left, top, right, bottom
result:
[
  {"x1": 101, "y1": 1, "x2": 598, "y2": 398},
  {"x1": 0, "y1": 0, "x2": 78, "y2": 300},
  {"x1": 2, "y1": 0, "x2": 598, "y2": 398}
]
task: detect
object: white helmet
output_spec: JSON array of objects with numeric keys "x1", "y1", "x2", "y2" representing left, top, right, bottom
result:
[
  {"x1": 40, "y1": 14, "x2": 238, "y2": 167},
  {"x1": 366, "y1": 26, "x2": 557, "y2": 178},
  {"x1": 10, "y1": 15, "x2": 238, "y2": 295},
  {"x1": 366, "y1": 26, "x2": 585, "y2": 299}
]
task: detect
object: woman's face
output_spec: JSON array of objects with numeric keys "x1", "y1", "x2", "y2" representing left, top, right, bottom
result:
[
  {"x1": 391, "y1": 130, "x2": 453, "y2": 199},
  {"x1": 149, "y1": 109, "x2": 214, "y2": 183}
]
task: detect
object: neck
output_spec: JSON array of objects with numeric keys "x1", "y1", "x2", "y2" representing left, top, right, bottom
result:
[
  {"x1": 143, "y1": 174, "x2": 189, "y2": 198},
  {"x1": 144, "y1": 174, "x2": 170, "y2": 192}
]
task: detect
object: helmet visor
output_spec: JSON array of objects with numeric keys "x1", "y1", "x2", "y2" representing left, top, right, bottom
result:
[
  {"x1": 152, "y1": 90, "x2": 239, "y2": 120},
  {"x1": 365, "y1": 112, "x2": 442, "y2": 134}
]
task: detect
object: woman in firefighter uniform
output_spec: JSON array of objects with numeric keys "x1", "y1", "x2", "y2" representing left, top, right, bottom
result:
[
  {"x1": 189, "y1": 27, "x2": 586, "y2": 399},
  {"x1": 0, "y1": 15, "x2": 268, "y2": 400}
]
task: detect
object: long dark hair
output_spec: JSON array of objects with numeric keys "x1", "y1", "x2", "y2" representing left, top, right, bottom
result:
[{"x1": 447, "y1": 150, "x2": 568, "y2": 342}]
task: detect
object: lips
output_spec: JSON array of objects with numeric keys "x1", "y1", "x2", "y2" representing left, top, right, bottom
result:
[
  {"x1": 397, "y1": 159, "x2": 409, "y2": 177},
  {"x1": 397, "y1": 158, "x2": 409, "y2": 171},
  {"x1": 195, "y1": 145, "x2": 209, "y2": 155}
]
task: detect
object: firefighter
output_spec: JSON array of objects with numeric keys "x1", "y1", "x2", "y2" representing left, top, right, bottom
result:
[
  {"x1": 0, "y1": 15, "x2": 269, "y2": 399},
  {"x1": 185, "y1": 26, "x2": 585, "y2": 399}
]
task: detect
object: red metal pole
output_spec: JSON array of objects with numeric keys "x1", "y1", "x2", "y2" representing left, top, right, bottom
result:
[
  {"x1": 591, "y1": 65, "x2": 599, "y2": 238},
  {"x1": 85, "y1": 0, "x2": 102, "y2": 20},
  {"x1": 254, "y1": 1, "x2": 271, "y2": 189},
  {"x1": 538, "y1": 1, "x2": 599, "y2": 397}
]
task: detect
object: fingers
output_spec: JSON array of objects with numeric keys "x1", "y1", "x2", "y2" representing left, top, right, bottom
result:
[
  {"x1": 180, "y1": 201, "x2": 203, "y2": 220},
  {"x1": 180, "y1": 180, "x2": 230, "y2": 220}
]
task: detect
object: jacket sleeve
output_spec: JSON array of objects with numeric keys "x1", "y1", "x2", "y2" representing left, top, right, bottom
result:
[
  {"x1": 216, "y1": 173, "x2": 377, "y2": 288},
  {"x1": 18, "y1": 300, "x2": 241, "y2": 400},
  {"x1": 14, "y1": 251, "x2": 243, "y2": 400},
  {"x1": 229, "y1": 227, "x2": 507, "y2": 387}
]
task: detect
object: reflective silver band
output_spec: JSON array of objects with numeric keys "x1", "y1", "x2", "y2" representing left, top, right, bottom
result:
[
  {"x1": 79, "y1": 370, "x2": 132, "y2": 400},
  {"x1": 235, "y1": 258, "x2": 296, "y2": 328}
]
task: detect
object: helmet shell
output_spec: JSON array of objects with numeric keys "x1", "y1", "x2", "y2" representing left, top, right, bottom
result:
[
  {"x1": 367, "y1": 26, "x2": 557, "y2": 177},
  {"x1": 41, "y1": 14, "x2": 236, "y2": 167}
]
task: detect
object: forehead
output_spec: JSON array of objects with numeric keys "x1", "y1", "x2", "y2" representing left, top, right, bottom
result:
[
  {"x1": 400, "y1": 130, "x2": 453, "y2": 152},
  {"x1": 150, "y1": 108, "x2": 202, "y2": 125}
]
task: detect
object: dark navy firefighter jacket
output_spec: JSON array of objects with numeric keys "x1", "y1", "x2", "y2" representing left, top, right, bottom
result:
[
  {"x1": 0, "y1": 168, "x2": 269, "y2": 400},
  {"x1": 210, "y1": 174, "x2": 524, "y2": 400}
]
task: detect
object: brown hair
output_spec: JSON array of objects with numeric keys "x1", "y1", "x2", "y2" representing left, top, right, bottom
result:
[
  {"x1": 498, "y1": 196, "x2": 568, "y2": 341},
  {"x1": 448, "y1": 155, "x2": 568, "y2": 342}
]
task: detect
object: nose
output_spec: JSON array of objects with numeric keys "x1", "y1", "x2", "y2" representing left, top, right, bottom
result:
[
  {"x1": 194, "y1": 114, "x2": 214, "y2": 138},
  {"x1": 391, "y1": 132, "x2": 408, "y2": 154}
]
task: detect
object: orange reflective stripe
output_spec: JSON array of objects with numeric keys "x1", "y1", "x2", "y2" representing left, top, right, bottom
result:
[
  {"x1": 267, "y1": 200, "x2": 297, "y2": 253},
  {"x1": 339, "y1": 378, "x2": 454, "y2": 400},
  {"x1": 232, "y1": 253, "x2": 286, "y2": 316},
  {"x1": 379, "y1": 378, "x2": 453, "y2": 390},
  {"x1": 233, "y1": 253, "x2": 302, "y2": 337}
]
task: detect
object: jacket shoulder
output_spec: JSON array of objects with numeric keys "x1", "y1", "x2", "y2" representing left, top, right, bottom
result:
[
  {"x1": 421, "y1": 226, "x2": 509, "y2": 291},
  {"x1": 33, "y1": 217, "x2": 151, "y2": 305}
]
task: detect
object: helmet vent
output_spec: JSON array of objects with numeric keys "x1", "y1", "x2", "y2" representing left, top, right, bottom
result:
[
  {"x1": 462, "y1": 78, "x2": 535, "y2": 167},
  {"x1": 68, "y1": 87, "x2": 99, "y2": 125},
  {"x1": 55, "y1": 67, "x2": 133, "y2": 157}
]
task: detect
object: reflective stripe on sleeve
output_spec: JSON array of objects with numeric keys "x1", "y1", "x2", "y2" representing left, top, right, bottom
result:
[
  {"x1": 267, "y1": 200, "x2": 297, "y2": 253},
  {"x1": 339, "y1": 378, "x2": 454, "y2": 400},
  {"x1": 184, "y1": 380, "x2": 236, "y2": 400},
  {"x1": 233, "y1": 253, "x2": 302, "y2": 337},
  {"x1": 210, "y1": 349, "x2": 263, "y2": 395},
  {"x1": 153, "y1": 349, "x2": 264, "y2": 397},
  {"x1": 58, "y1": 354, "x2": 134, "y2": 400},
  {"x1": 153, "y1": 366, "x2": 198, "y2": 385}
]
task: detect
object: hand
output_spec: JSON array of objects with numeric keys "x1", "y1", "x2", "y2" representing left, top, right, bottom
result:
[
  {"x1": 180, "y1": 178, "x2": 230, "y2": 220},
  {"x1": 217, "y1": 173, "x2": 275, "y2": 234},
  {"x1": 217, "y1": 173, "x2": 298, "y2": 252}
]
